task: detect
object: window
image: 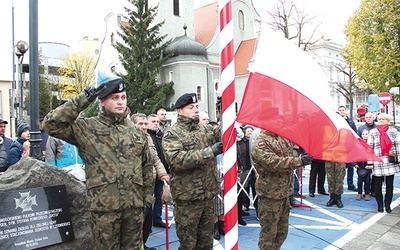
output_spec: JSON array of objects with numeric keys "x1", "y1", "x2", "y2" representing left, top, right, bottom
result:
[
  {"x1": 214, "y1": 81, "x2": 219, "y2": 93},
  {"x1": 238, "y1": 10, "x2": 245, "y2": 31},
  {"x1": 235, "y1": 101, "x2": 239, "y2": 114},
  {"x1": 197, "y1": 86, "x2": 203, "y2": 101},
  {"x1": 173, "y1": 0, "x2": 180, "y2": 16}
]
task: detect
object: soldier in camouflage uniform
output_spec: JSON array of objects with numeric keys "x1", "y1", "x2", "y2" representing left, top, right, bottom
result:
[
  {"x1": 43, "y1": 77, "x2": 154, "y2": 250},
  {"x1": 325, "y1": 161, "x2": 346, "y2": 208},
  {"x1": 162, "y1": 93, "x2": 222, "y2": 250},
  {"x1": 251, "y1": 130, "x2": 313, "y2": 250}
]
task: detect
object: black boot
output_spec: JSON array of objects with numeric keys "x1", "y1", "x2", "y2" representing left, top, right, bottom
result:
[
  {"x1": 238, "y1": 215, "x2": 247, "y2": 226},
  {"x1": 218, "y1": 221, "x2": 225, "y2": 235},
  {"x1": 378, "y1": 202, "x2": 384, "y2": 213},
  {"x1": 326, "y1": 194, "x2": 336, "y2": 207},
  {"x1": 385, "y1": 199, "x2": 392, "y2": 213},
  {"x1": 214, "y1": 223, "x2": 220, "y2": 240},
  {"x1": 336, "y1": 194, "x2": 343, "y2": 208}
]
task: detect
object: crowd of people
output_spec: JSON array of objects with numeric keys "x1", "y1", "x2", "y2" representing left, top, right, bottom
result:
[{"x1": 1, "y1": 75, "x2": 399, "y2": 249}]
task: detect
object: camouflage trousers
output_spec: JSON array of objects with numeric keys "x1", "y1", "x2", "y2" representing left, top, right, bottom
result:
[
  {"x1": 258, "y1": 196, "x2": 290, "y2": 250},
  {"x1": 90, "y1": 207, "x2": 143, "y2": 250},
  {"x1": 174, "y1": 199, "x2": 214, "y2": 250},
  {"x1": 325, "y1": 162, "x2": 346, "y2": 195}
]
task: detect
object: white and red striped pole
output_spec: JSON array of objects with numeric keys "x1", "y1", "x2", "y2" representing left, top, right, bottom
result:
[{"x1": 219, "y1": 0, "x2": 238, "y2": 249}]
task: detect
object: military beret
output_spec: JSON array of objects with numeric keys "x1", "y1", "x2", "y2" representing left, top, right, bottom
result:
[
  {"x1": 175, "y1": 93, "x2": 198, "y2": 109},
  {"x1": 98, "y1": 78, "x2": 126, "y2": 99}
]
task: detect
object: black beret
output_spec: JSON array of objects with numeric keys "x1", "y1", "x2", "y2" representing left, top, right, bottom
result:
[
  {"x1": 175, "y1": 93, "x2": 198, "y2": 109},
  {"x1": 98, "y1": 78, "x2": 126, "y2": 99}
]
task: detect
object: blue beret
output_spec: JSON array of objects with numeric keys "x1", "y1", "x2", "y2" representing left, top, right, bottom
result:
[
  {"x1": 175, "y1": 93, "x2": 198, "y2": 109},
  {"x1": 98, "y1": 78, "x2": 126, "y2": 99}
]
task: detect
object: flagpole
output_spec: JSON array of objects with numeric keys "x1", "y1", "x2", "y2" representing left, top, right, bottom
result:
[{"x1": 219, "y1": 0, "x2": 238, "y2": 249}]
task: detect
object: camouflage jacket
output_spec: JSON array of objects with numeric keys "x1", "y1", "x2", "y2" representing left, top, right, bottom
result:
[
  {"x1": 162, "y1": 115, "x2": 220, "y2": 201},
  {"x1": 43, "y1": 91, "x2": 154, "y2": 212},
  {"x1": 251, "y1": 130, "x2": 303, "y2": 200}
]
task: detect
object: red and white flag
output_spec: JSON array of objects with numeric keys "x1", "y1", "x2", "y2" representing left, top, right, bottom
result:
[{"x1": 236, "y1": 27, "x2": 381, "y2": 163}]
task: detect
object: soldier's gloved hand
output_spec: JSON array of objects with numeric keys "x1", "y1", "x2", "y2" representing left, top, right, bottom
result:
[
  {"x1": 211, "y1": 142, "x2": 223, "y2": 156},
  {"x1": 301, "y1": 155, "x2": 313, "y2": 166},
  {"x1": 84, "y1": 84, "x2": 106, "y2": 102}
]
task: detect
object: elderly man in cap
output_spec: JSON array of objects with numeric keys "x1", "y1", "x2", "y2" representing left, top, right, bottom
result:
[
  {"x1": 162, "y1": 93, "x2": 222, "y2": 250},
  {"x1": 43, "y1": 74, "x2": 154, "y2": 250}
]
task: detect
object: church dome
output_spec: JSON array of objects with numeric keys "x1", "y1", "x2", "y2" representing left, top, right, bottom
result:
[{"x1": 163, "y1": 25, "x2": 207, "y2": 62}]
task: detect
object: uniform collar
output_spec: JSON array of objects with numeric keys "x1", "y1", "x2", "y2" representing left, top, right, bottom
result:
[
  {"x1": 177, "y1": 115, "x2": 199, "y2": 131},
  {"x1": 98, "y1": 106, "x2": 129, "y2": 124}
]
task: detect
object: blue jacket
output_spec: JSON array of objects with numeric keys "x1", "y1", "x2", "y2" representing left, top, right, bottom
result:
[
  {"x1": 8, "y1": 138, "x2": 26, "y2": 166},
  {"x1": 45, "y1": 137, "x2": 83, "y2": 168}
]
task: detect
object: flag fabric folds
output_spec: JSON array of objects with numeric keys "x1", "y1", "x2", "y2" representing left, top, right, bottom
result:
[{"x1": 236, "y1": 26, "x2": 381, "y2": 163}]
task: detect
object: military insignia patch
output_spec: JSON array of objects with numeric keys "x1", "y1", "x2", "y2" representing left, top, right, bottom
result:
[{"x1": 258, "y1": 141, "x2": 266, "y2": 147}]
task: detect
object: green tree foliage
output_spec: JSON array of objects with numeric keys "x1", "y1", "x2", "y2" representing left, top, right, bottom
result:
[
  {"x1": 114, "y1": 0, "x2": 174, "y2": 114},
  {"x1": 51, "y1": 95, "x2": 60, "y2": 110},
  {"x1": 345, "y1": 0, "x2": 400, "y2": 93},
  {"x1": 26, "y1": 57, "x2": 52, "y2": 116},
  {"x1": 39, "y1": 70, "x2": 52, "y2": 116},
  {"x1": 81, "y1": 101, "x2": 100, "y2": 118}
]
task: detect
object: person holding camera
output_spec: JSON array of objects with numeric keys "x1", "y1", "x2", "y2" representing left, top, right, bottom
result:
[
  {"x1": 43, "y1": 76, "x2": 154, "y2": 249},
  {"x1": 367, "y1": 113, "x2": 400, "y2": 213}
]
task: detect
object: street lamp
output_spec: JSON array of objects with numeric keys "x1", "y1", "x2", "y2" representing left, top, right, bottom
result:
[
  {"x1": 29, "y1": 0, "x2": 42, "y2": 160},
  {"x1": 14, "y1": 40, "x2": 29, "y2": 122}
]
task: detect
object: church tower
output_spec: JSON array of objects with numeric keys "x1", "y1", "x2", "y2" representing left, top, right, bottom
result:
[{"x1": 150, "y1": 0, "x2": 195, "y2": 40}]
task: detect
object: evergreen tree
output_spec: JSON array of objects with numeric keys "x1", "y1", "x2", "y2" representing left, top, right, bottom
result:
[
  {"x1": 25, "y1": 57, "x2": 52, "y2": 116},
  {"x1": 115, "y1": 0, "x2": 174, "y2": 114},
  {"x1": 81, "y1": 101, "x2": 100, "y2": 118},
  {"x1": 39, "y1": 72, "x2": 51, "y2": 116}
]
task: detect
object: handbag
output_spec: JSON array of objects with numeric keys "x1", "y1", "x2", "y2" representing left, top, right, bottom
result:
[
  {"x1": 388, "y1": 153, "x2": 398, "y2": 164},
  {"x1": 388, "y1": 133, "x2": 399, "y2": 163}
]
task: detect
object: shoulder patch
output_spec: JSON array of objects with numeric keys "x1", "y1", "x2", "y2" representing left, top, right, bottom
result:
[
  {"x1": 163, "y1": 132, "x2": 169, "y2": 138},
  {"x1": 258, "y1": 141, "x2": 266, "y2": 147}
]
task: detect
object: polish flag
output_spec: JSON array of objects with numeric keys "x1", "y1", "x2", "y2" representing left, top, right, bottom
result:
[{"x1": 236, "y1": 27, "x2": 381, "y2": 163}]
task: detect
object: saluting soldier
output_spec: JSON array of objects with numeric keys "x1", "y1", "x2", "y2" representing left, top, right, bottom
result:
[
  {"x1": 162, "y1": 93, "x2": 222, "y2": 250},
  {"x1": 43, "y1": 76, "x2": 154, "y2": 250},
  {"x1": 252, "y1": 130, "x2": 313, "y2": 250}
]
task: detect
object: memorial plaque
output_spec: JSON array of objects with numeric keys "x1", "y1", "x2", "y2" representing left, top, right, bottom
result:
[{"x1": 0, "y1": 185, "x2": 74, "y2": 249}]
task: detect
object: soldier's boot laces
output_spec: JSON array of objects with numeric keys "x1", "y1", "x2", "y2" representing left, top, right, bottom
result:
[{"x1": 326, "y1": 194, "x2": 336, "y2": 207}]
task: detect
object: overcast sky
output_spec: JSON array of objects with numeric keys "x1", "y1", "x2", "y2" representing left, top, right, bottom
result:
[
  {"x1": 5, "y1": 0, "x2": 360, "y2": 46},
  {"x1": 0, "y1": 0, "x2": 360, "y2": 80}
]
